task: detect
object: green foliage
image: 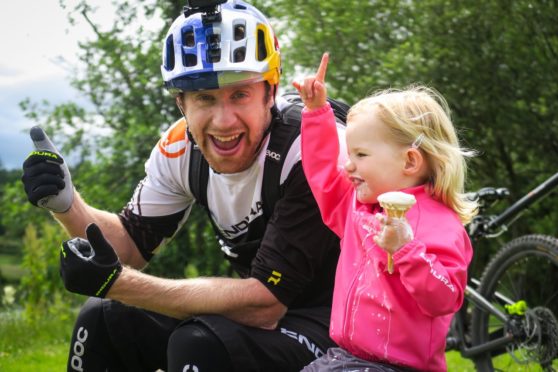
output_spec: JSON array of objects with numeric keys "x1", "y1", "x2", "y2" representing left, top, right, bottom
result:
[
  {"x1": 145, "y1": 206, "x2": 227, "y2": 278},
  {"x1": 19, "y1": 223, "x2": 81, "y2": 323}
]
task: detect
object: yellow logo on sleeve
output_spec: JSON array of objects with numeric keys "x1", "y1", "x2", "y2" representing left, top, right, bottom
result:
[{"x1": 267, "y1": 270, "x2": 282, "y2": 285}]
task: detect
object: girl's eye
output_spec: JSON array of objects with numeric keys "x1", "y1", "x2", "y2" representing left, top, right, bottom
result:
[{"x1": 356, "y1": 152, "x2": 367, "y2": 158}]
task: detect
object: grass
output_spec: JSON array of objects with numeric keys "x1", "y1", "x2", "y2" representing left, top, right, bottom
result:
[
  {"x1": 446, "y1": 350, "x2": 475, "y2": 371},
  {"x1": 0, "y1": 309, "x2": 73, "y2": 372},
  {"x1": 0, "y1": 343, "x2": 67, "y2": 372}
]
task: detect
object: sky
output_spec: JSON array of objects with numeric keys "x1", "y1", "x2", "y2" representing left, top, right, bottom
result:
[{"x1": 0, "y1": 1, "x2": 118, "y2": 169}]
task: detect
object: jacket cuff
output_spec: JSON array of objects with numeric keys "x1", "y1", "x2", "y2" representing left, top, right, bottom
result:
[{"x1": 302, "y1": 102, "x2": 332, "y2": 117}]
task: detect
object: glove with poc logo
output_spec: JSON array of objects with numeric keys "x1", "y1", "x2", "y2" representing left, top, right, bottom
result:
[
  {"x1": 21, "y1": 126, "x2": 74, "y2": 213},
  {"x1": 60, "y1": 224, "x2": 122, "y2": 298}
]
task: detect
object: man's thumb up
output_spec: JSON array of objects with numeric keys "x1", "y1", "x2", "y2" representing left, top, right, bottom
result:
[
  {"x1": 60, "y1": 223, "x2": 122, "y2": 298},
  {"x1": 21, "y1": 126, "x2": 74, "y2": 213}
]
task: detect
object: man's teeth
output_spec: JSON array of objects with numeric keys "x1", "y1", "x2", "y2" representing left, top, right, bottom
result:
[{"x1": 213, "y1": 134, "x2": 240, "y2": 142}]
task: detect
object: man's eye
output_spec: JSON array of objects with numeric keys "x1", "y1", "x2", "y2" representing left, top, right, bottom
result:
[
  {"x1": 232, "y1": 91, "x2": 249, "y2": 100},
  {"x1": 196, "y1": 95, "x2": 214, "y2": 102}
]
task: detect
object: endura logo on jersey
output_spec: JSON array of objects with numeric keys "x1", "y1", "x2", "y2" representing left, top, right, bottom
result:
[
  {"x1": 280, "y1": 328, "x2": 324, "y2": 358},
  {"x1": 221, "y1": 201, "x2": 264, "y2": 239}
]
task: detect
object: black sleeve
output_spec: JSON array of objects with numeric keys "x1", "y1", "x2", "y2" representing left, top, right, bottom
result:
[
  {"x1": 118, "y1": 207, "x2": 187, "y2": 262},
  {"x1": 250, "y1": 162, "x2": 340, "y2": 308}
]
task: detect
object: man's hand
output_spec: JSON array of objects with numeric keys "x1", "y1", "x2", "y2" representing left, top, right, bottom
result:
[
  {"x1": 60, "y1": 223, "x2": 122, "y2": 298},
  {"x1": 292, "y1": 52, "x2": 329, "y2": 110},
  {"x1": 21, "y1": 126, "x2": 74, "y2": 213}
]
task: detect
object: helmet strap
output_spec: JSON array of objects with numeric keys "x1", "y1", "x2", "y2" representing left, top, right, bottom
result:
[{"x1": 176, "y1": 100, "x2": 197, "y2": 145}]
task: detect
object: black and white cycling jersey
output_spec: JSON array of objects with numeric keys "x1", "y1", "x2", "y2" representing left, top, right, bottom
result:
[{"x1": 119, "y1": 99, "x2": 346, "y2": 309}]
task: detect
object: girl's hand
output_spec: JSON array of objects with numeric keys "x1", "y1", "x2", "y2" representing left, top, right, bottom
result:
[
  {"x1": 373, "y1": 213, "x2": 414, "y2": 254},
  {"x1": 292, "y1": 52, "x2": 329, "y2": 110}
]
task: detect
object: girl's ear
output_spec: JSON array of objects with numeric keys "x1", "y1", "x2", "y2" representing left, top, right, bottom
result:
[{"x1": 403, "y1": 148, "x2": 425, "y2": 176}]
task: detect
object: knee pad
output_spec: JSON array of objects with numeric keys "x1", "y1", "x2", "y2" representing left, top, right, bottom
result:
[
  {"x1": 68, "y1": 298, "x2": 125, "y2": 372},
  {"x1": 167, "y1": 321, "x2": 233, "y2": 372}
]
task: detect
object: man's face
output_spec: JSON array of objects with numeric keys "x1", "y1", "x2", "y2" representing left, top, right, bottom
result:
[{"x1": 180, "y1": 82, "x2": 274, "y2": 174}]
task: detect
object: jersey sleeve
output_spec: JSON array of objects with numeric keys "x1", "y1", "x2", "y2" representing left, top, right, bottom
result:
[
  {"x1": 301, "y1": 103, "x2": 354, "y2": 238},
  {"x1": 119, "y1": 119, "x2": 195, "y2": 261},
  {"x1": 394, "y1": 214, "x2": 473, "y2": 316},
  {"x1": 250, "y1": 161, "x2": 341, "y2": 308}
]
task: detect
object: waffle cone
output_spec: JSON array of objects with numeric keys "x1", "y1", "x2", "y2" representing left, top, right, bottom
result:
[{"x1": 380, "y1": 203, "x2": 412, "y2": 219}]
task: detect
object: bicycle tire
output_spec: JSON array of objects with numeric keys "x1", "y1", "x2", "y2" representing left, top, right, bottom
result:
[{"x1": 471, "y1": 234, "x2": 558, "y2": 371}]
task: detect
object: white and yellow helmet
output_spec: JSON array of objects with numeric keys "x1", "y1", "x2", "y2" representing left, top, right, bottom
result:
[{"x1": 161, "y1": 0, "x2": 281, "y2": 94}]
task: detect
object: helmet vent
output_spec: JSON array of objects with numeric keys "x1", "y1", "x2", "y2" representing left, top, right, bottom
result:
[
  {"x1": 257, "y1": 29, "x2": 267, "y2": 61},
  {"x1": 207, "y1": 48, "x2": 221, "y2": 63},
  {"x1": 183, "y1": 53, "x2": 197, "y2": 67},
  {"x1": 165, "y1": 35, "x2": 175, "y2": 70},
  {"x1": 233, "y1": 47, "x2": 246, "y2": 62},
  {"x1": 207, "y1": 33, "x2": 221, "y2": 45},
  {"x1": 234, "y1": 4, "x2": 247, "y2": 10},
  {"x1": 183, "y1": 30, "x2": 195, "y2": 47},
  {"x1": 234, "y1": 24, "x2": 245, "y2": 40}
]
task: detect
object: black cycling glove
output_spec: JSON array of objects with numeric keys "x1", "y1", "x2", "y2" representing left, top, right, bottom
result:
[
  {"x1": 60, "y1": 224, "x2": 122, "y2": 298},
  {"x1": 21, "y1": 126, "x2": 74, "y2": 213}
]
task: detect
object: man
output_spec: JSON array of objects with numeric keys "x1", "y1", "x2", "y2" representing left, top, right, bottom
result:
[{"x1": 21, "y1": 1, "x2": 346, "y2": 371}]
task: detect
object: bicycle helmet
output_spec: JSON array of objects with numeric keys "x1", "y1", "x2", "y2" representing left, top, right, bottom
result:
[{"x1": 161, "y1": 0, "x2": 281, "y2": 94}]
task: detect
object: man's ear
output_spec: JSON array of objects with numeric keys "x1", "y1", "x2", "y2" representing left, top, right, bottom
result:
[
  {"x1": 267, "y1": 91, "x2": 276, "y2": 110},
  {"x1": 175, "y1": 95, "x2": 186, "y2": 114},
  {"x1": 403, "y1": 148, "x2": 425, "y2": 176}
]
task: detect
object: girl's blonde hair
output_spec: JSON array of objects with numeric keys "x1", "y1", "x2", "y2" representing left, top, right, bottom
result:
[{"x1": 348, "y1": 85, "x2": 478, "y2": 224}]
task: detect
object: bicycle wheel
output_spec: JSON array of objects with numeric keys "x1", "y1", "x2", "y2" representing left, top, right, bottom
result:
[{"x1": 471, "y1": 234, "x2": 558, "y2": 371}]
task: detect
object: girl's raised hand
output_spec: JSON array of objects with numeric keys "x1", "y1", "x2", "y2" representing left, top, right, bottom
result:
[{"x1": 292, "y1": 52, "x2": 329, "y2": 110}]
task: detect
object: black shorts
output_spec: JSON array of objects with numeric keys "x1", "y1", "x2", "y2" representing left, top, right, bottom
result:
[
  {"x1": 190, "y1": 307, "x2": 336, "y2": 371},
  {"x1": 93, "y1": 299, "x2": 335, "y2": 371}
]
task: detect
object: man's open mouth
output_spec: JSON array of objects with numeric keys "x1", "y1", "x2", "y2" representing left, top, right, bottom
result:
[{"x1": 210, "y1": 133, "x2": 243, "y2": 151}]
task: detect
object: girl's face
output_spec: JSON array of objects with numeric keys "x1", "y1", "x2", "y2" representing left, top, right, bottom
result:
[{"x1": 344, "y1": 110, "x2": 408, "y2": 204}]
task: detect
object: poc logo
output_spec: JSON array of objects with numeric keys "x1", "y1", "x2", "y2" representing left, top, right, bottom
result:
[
  {"x1": 266, "y1": 149, "x2": 281, "y2": 162},
  {"x1": 70, "y1": 326, "x2": 88, "y2": 371}
]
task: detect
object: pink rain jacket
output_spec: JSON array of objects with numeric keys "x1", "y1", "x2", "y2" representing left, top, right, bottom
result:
[{"x1": 301, "y1": 104, "x2": 473, "y2": 371}]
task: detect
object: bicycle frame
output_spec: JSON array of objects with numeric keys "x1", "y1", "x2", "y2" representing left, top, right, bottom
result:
[
  {"x1": 449, "y1": 171, "x2": 558, "y2": 360},
  {"x1": 457, "y1": 284, "x2": 514, "y2": 358},
  {"x1": 473, "y1": 171, "x2": 558, "y2": 239}
]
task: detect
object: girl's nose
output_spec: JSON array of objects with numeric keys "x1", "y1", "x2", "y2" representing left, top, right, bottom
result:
[{"x1": 344, "y1": 159, "x2": 355, "y2": 173}]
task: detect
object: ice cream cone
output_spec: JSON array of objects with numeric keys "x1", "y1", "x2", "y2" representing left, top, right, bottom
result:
[{"x1": 377, "y1": 192, "x2": 416, "y2": 274}]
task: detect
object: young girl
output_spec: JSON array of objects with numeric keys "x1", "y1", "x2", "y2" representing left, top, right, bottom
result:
[{"x1": 293, "y1": 54, "x2": 477, "y2": 372}]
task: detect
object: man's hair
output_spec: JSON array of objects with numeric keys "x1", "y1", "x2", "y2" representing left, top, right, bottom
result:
[{"x1": 348, "y1": 85, "x2": 478, "y2": 224}]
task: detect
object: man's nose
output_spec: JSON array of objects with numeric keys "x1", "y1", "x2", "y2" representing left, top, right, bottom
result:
[{"x1": 212, "y1": 101, "x2": 237, "y2": 128}]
